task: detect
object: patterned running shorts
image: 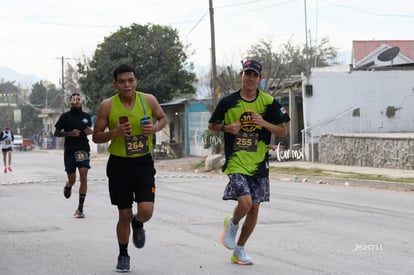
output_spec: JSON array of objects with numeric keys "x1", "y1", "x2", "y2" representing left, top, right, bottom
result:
[{"x1": 223, "y1": 173, "x2": 270, "y2": 202}]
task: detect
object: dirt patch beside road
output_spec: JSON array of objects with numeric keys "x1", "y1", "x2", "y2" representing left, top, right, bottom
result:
[{"x1": 154, "y1": 156, "x2": 205, "y2": 173}]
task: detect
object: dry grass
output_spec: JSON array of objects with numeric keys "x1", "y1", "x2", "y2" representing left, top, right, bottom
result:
[{"x1": 269, "y1": 166, "x2": 414, "y2": 184}]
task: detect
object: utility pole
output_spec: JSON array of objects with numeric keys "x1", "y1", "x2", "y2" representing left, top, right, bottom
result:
[
  {"x1": 304, "y1": 0, "x2": 310, "y2": 79},
  {"x1": 61, "y1": 56, "x2": 65, "y2": 113},
  {"x1": 209, "y1": 0, "x2": 218, "y2": 111},
  {"x1": 55, "y1": 56, "x2": 71, "y2": 113}
]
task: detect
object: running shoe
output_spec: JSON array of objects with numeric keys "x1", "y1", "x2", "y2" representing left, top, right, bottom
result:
[
  {"x1": 231, "y1": 246, "x2": 253, "y2": 265},
  {"x1": 63, "y1": 185, "x2": 72, "y2": 199},
  {"x1": 116, "y1": 255, "x2": 131, "y2": 272},
  {"x1": 131, "y1": 215, "x2": 145, "y2": 248},
  {"x1": 221, "y1": 214, "x2": 238, "y2": 250},
  {"x1": 73, "y1": 209, "x2": 85, "y2": 218},
  {"x1": 7, "y1": 167, "x2": 12, "y2": 172},
  {"x1": 4, "y1": 167, "x2": 7, "y2": 173}
]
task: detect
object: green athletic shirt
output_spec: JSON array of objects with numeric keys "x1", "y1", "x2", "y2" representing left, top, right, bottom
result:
[
  {"x1": 108, "y1": 91, "x2": 153, "y2": 158},
  {"x1": 209, "y1": 89, "x2": 290, "y2": 177}
]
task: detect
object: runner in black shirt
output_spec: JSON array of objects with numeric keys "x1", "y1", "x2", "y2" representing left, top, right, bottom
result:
[{"x1": 54, "y1": 93, "x2": 93, "y2": 218}]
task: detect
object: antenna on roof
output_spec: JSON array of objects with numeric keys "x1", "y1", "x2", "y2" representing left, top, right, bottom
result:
[{"x1": 377, "y1": 47, "x2": 400, "y2": 66}]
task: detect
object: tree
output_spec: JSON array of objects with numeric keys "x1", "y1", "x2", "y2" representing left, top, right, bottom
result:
[
  {"x1": 216, "y1": 65, "x2": 241, "y2": 96},
  {"x1": 308, "y1": 37, "x2": 338, "y2": 68},
  {"x1": 202, "y1": 37, "x2": 338, "y2": 102},
  {"x1": 78, "y1": 23, "x2": 196, "y2": 114},
  {"x1": 20, "y1": 104, "x2": 42, "y2": 137},
  {"x1": 16, "y1": 81, "x2": 60, "y2": 136},
  {"x1": 64, "y1": 62, "x2": 92, "y2": 108},
  {"x1": 65, "y1": 63, "x2": 81, "y2": 96},
  {"x1": 0, "y1": 81, "x2": 44, "y2": 137},
  {"x1": 29, "y1": 81, "x2": 61, "y2": 109},
  {"x1": 0, "y1": 81, "x2": 21, "y2": 130},
  {"x1": 246, "y1": 37, "x2": 338, "y2": 96},
  {"x1": 198, "y1": 65, "x2": 241, "y2": 99}
]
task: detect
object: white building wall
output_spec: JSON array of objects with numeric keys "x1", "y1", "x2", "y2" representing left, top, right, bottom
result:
[
  {"x1": 303, "y1": 69, "x2": 414, "y2": 135},
  {"x1": 188, "y1": 111, "x2": 212, "y2": 156}
]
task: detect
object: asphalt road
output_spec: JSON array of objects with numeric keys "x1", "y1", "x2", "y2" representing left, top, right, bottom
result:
[{"x1": 0, "y1": 151, "x2": 413, "y2": 274}]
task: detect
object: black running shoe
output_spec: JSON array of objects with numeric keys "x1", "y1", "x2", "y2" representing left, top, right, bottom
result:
[
  {"x1": 116, "y1": 255, "x2": 130, "y2": 272},
  {"x1": 63, "y1": 186, "x2": 72, "y2": 199},
  {"x1": 131, "y1": 215, "x2": 145, "y2": 248}
]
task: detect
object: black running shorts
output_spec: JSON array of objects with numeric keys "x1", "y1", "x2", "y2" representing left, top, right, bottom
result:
[{"x1": 107, "y1": 154, "x2": 156, "y2": 209}]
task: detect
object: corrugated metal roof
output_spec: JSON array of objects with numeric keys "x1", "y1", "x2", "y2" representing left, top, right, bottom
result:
[{"x1": 160, "y1": 98, "x2": 188, "y2": 106}]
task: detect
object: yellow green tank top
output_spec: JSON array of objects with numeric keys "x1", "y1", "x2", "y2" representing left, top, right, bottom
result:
[{"x1": 108, "y1": 91, "x2": 153, "y2": 157}]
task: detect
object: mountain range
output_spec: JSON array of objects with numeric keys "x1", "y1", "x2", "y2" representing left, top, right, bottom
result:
[{"x1": 0, "y1": 67, "x2": 43, "y2": 88}]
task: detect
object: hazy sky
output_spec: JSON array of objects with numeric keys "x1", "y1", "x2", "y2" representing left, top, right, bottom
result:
[{"x1": 1, "y1": 0, "x2": 413, "y2": 84}]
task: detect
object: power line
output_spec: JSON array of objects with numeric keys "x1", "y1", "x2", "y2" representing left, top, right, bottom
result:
[
  {"x1": 216, "y1": 0, "x2": 263, "y2": 9},
  {"x1": 185, "y1": 12, "x2": 208, "y2": 39},
  {"x1": 325, "y1": 0, "x2": 414, "y2": 18},
  {"x1": 216, "y1": 0, "x2": 298, "y2": 17},
  {"x1": 184, "y1": 0, "x2": 298, "y2": 38}
]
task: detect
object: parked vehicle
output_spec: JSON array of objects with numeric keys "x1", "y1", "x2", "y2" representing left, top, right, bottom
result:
[{"x1": 13, "y1": 135, "x2": 23, "y2": 150}]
